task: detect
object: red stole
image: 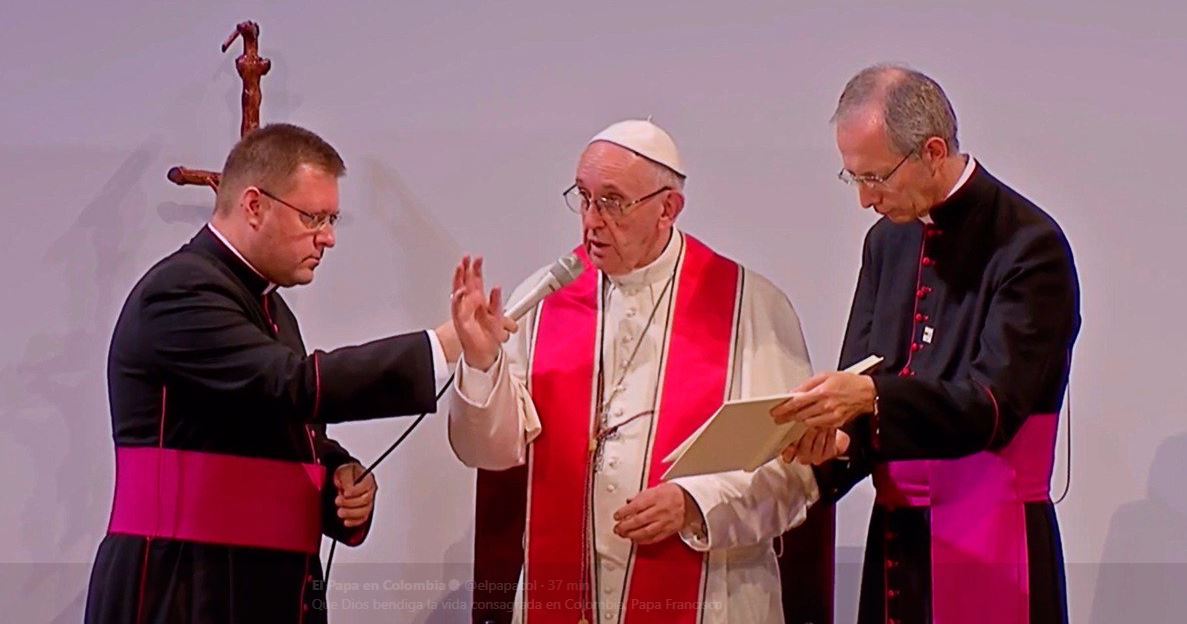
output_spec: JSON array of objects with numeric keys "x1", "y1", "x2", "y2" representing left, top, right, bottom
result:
[{"x1": 525, "y1": 235, "x2": 739, "y2": 623}]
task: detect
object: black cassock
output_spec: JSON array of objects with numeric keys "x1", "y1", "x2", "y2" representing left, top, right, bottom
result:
[
  {"x1": 818, "y1": 162, "x2": 1081, "y2": 624},
  {"x1": 85, "y1": 226, "x2": 438, "y2": 623}
]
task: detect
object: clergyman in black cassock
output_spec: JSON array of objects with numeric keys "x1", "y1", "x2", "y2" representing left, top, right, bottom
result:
[
  {"x1": 85, "y1": 123, "x2": 458, "y2": 623},
  {"x1": 775, "y1": 66, "x2": 1080, "y2": 624}
]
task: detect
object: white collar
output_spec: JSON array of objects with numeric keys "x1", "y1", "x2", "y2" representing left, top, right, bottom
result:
[
  {"x1": 606, "y1": 229, "x2": 682, "y2": 289},
  {"x1": 207, "y1": 223, "x2": 278, "y2": 294},
  {"x1": 921, "y1": 155, "x2": 976, "y2": 225}
]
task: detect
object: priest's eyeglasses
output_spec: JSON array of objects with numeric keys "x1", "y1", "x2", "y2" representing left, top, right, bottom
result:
[
  {"x1": 257, "y1": 187, "x2": 340, "y2": 231},
  {"x1": 563, "y1": 184, "x2": 671, "y2": 219},
  {"x1": 838, "y1": 151, "x2": 915, "y2": 188}
]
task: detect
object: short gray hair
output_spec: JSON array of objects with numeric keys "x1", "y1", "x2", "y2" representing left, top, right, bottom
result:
[{"x1": 832, "y1": 64, "x2": 960, "y2": 155}]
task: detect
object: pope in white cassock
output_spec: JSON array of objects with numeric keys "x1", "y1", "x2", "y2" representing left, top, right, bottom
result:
[{"x1": 448, "y1": 120, "x2": 820, "y2": 624}]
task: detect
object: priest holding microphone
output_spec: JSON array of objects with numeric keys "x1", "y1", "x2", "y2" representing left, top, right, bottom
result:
[{"x1": 448, "y1": 120, "x2": 826, "y2": 624}]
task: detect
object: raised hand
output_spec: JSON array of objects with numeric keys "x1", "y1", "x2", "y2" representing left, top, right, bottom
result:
[{"x1": 450, "y1": 256, "x2": 517, "y2": 371}]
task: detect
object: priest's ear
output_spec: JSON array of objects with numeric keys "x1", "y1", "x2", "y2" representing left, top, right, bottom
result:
[
  {"x1": 658, "y1": 188, "x2": 685, "y2": 227},
  {"x1": 921, "y1": 136, "x2": 951, "y2": 173},
  {"x1": 240, "y1": 186, "x2": 267, "y2": 229}
]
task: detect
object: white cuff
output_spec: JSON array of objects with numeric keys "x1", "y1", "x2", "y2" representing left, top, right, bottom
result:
[
  {"x1": 672, "y1": 480, "x2": 714, "y2": 551},
  {"x1": 455, "y1": 351, "x2": 503, "y2": 408},
  {"x1": 678, "y1": 515, "x2": 711, "y2": 552}
]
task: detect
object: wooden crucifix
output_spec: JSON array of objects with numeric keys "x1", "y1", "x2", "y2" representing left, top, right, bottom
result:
[{"x1": 166, "y1": 20, "x2": 272, "y2": 192}]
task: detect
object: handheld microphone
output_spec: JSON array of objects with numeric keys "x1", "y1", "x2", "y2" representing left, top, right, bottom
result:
[{"x1": 503, "y1": 253, "x2": 585, "y2": 320}]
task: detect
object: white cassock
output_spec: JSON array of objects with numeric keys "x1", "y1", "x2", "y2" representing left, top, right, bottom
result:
[{"x1": 450, "y1": 230, "x2": 819, "y2": 624}]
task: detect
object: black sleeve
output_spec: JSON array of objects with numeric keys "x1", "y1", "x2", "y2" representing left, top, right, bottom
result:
[
  {"x1": 813, "y1": 415, "x2": 876, "y2": 505},
  {"x1": 143, "y1": 271, "x2": 437, "y2": 424},
  {"x1": 868, "y1": 228, "x2": 1079, "y2": 460},
  {"x1": 814, "y1": 233, "x2": 879, "y2": 503},
  {"x1": 838, "y1": 230, "x2": 880, "y2": 371}
]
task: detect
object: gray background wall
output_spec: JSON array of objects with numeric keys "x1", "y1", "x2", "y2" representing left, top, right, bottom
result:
[{"x1": 2, "y1": 1, "x2": 1184, "y2": 621}]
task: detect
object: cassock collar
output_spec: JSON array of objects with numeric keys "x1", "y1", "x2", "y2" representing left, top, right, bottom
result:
[
  {"x1": 193, "y1": 224, "x2": 278, "y2": 295},
  {"x1": 606, "y1": 229, "x2": 682, "y2": 290},
  {"x1": 923, "y1": 155, "x2": 982, "y2": 228}
]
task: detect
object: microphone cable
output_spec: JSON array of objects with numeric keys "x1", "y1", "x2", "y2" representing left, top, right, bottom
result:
[
  {"x1": 1053, "y1": 365, "x2": 1073, "y2": 505},
  {"x1": 324, "y1": 371, "x2": 456, "y2": 580}
]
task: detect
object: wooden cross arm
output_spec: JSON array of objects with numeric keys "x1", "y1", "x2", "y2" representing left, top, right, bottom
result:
[{"x1": 167, "y1": 166, "x2": 221, "y2": 191}]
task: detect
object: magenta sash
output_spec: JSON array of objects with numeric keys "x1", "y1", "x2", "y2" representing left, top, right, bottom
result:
[
  {"x1": 873, "y1": 413, "x2": 1059, "y2": 623},
  {"x1": 108, "y1": 446, "x2": 326, "y2": 554},
  {"x1": 526, "y1": 235, "x2": 739, "y2": 623}
]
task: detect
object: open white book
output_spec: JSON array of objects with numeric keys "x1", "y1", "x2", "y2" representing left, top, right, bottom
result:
[{"x1": 660, "y1": 355, "x2": 884, "y2": 480}]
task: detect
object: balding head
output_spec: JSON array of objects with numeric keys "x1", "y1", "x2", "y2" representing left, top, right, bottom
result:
[{"x1": 832, "y1": 64, "x2": 959, "y2": 156}]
